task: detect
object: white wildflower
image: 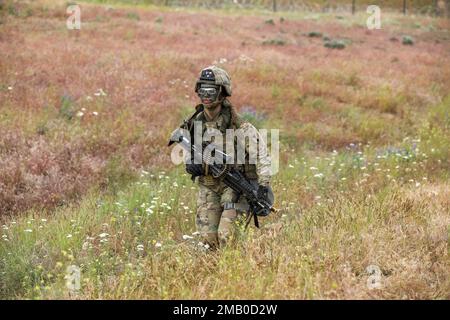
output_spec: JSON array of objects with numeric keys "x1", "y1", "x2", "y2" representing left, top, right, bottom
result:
[
  {"x1": 94, "y1": 88, "x2": 107, "y2": 96},
  {"x1": 238, "y1": 54, "x2": 254, "y2": 63}
]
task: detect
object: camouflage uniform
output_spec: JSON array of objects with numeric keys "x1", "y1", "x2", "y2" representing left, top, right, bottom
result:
[{"x1": 188, "y1": 67, "x2": 272, "y2": 248}]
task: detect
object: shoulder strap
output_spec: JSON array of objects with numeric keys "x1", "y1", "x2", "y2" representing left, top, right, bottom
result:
[
  {"x1": 168, "y1": 105, "x2": 205, "y2": 146},
  {"x1": 177, "y1": 104, "x2": 205, "y2": 135},
  {"x1": 186, "y1": 104, "x2": 204, "y2": 129}
]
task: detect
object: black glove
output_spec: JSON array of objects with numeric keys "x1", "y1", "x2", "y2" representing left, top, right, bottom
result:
[
  {"x1": 186, "y1": 163, "x2": 204, "y2": 178},
  {"x1": 257, "y1": 185, "x2": 269, "y2": 201}
]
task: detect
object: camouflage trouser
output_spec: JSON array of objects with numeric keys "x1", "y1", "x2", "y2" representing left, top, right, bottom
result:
[{"x1": 196, "y1": 182, "x2": 245, "y2": 249}]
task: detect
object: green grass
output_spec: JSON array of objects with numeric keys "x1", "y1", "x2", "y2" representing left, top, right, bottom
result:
[{"x1": 1, "y1": 99, "x2": 449, "y2": 298}]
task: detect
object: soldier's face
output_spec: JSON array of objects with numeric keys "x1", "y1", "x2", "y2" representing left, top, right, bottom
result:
[{"x1": 198, "y1": 84, "x2": 220, "y2": 107}]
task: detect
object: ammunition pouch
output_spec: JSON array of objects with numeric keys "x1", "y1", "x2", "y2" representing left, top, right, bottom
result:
[
  {"x1": 223, "y1": 202, "x2": 250, "y2": 213},
  {"x1": 243, "y1": 163, "x2": 258, "y2": 180}
]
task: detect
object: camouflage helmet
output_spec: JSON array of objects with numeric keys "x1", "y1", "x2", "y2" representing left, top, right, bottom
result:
[{"x1": 195, "y1": 65, "x2": 232, "y2": 97}]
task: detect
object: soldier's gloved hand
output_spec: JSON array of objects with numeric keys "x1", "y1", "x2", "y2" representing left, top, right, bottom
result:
[
  {"x1": 257, "y1": 185, "x2": 269, "y2": 201},
  {"x1": 185, "y1": 163, "x2": 204, "y2": 178}
]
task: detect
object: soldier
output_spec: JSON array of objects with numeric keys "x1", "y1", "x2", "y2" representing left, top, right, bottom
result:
[{"x1": 184, "y1": 66, "x2": 272, "y2": 249}]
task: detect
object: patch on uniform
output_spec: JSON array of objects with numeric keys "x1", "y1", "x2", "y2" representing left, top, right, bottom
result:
[
  {"x1": 200, "y1": 69, "x2": 215, "y2": 81},
  {"x1": 196, "y1": 214, "x2": 209, "y2": 227}
]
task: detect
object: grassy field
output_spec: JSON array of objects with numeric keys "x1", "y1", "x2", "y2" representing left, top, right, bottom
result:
[{"x1": 0, "y1": 0, "x2": 449, "y2": 299}]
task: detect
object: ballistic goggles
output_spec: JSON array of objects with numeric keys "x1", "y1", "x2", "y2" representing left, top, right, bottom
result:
[{"x1": 197, "y1": 85, "x2": 221, "y2": 100}]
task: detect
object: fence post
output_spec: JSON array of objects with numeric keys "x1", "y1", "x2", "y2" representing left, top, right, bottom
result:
[
  {"x1": 273, "y1": 0, "x2": 277, "y2": 12},
  {"x1": 352, "y1": 0, "x2": 355, "y2": 15},
  {"x1": 447, "y1": 0, "x2": 450, "y2": 18},
  {"x1": 403, "y1": 0, "x2": 406, "y2": 15}
]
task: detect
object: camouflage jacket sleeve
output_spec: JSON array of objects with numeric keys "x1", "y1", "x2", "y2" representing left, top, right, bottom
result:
[{"x1": 238, "y1": 121, "x2": 272, "y2": 186}]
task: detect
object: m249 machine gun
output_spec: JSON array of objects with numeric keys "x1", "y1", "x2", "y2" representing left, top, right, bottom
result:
[{"x1": 168, "y1": 128, "x2": 277, "y2": 228}]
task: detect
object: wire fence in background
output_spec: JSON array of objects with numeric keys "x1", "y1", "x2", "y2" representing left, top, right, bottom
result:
[{"x1": 119, "y1": 0, "x2": 450, "y2": 16}]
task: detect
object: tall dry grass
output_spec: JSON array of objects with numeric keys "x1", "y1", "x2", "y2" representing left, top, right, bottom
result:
[{"x1": 0, "y1": 1, "x2": 449, "y2": 299}]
